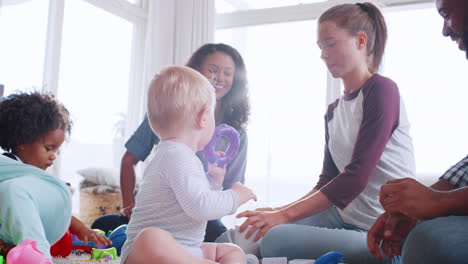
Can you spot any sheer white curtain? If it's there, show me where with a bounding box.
[126,0,216,137]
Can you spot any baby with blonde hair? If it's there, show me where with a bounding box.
[147,66,216,139]
[121,66,256,264]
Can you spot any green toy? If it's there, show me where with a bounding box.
[0,255,4,264]
[91,247,117,260]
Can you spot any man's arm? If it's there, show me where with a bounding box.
[436,186,468,216]
[381,155,468,219]
[380,178,468,220]
[430,178,457,191]
[369,158,468,259]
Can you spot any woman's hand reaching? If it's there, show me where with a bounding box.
[236,209,289,241]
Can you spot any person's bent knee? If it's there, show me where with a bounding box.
[260,225,289,257]
[402,216,468,264]
[402,223,441,264]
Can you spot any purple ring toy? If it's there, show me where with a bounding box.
[203,124,240,167]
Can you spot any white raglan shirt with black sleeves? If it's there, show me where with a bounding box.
[316,74,416,230]
[120,140,239,261]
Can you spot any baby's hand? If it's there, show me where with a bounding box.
[230,182,257,205]
[75,227,112,247]
[207,152,226,185]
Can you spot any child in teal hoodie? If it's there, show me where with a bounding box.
[0,92,72,259]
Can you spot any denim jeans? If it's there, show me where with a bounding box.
[260,207,395,264]
[401,215,468,264]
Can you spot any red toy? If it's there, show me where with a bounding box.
[50,230,72,258]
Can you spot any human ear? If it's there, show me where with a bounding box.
[357,31,368,50]
[195,105,210,129]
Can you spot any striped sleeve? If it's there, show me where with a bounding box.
[162,152,239,221]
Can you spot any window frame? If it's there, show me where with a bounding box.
[216,0,434,103]
[37,0,148,176]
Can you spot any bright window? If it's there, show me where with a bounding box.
[216,4,468,218]
[383,6,468,177]
[57,0,133,200]
[217,20,327,208]
[216,0,327,13]
[0,1,49,95]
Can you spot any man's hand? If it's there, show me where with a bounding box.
[367,212,417,260]
[380,178,446,220]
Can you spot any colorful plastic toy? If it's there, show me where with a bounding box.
[71,229,107,253]
[107,224,127,256]
[203,124,240,167]
[314,251,343,264]
[6,239,52,264]
[92,247,117,260]
[0,255,4,264]
[50,230,72,257]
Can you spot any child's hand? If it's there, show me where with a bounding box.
[0,239,15,256]
[75,227,112,247]
[230,182,257,205]
[207,152,226,185]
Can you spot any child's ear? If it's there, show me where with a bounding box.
[195,105,210,129]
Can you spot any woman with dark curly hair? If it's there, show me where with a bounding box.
[116,43,250,242]
[185,43,249,131]
[0,91,73,260]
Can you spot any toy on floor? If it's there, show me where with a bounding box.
[91,214,129,234]
[288,259,315,264]
[92,247,117,260]
[6,239,52,264]
[314,251,343,264]
[50,230,72,257]
[107,224,127,256]
[262,251,344,264]
[203,124,240,167]
[71,229,107,253]
[0,255,4,264]
[261,257,288,264]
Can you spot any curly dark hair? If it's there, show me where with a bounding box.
[0,91,72,152]
[186,43,250,131]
